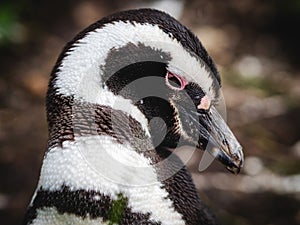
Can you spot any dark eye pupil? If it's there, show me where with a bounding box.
[166,72,187,90]
[168,76,181,88]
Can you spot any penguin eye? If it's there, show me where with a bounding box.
[166,71,187,90]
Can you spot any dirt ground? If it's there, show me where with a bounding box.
[0,1,300,225]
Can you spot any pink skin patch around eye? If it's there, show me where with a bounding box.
[166,71,188,90]
[197,95,211,110]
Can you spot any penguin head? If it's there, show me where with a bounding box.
[48,8,243,174]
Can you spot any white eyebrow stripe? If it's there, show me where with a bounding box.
[55,21,217,102]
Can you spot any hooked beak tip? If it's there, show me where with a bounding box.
[226,148,244,174]
[207,143,244,174]
[226,166,240,174]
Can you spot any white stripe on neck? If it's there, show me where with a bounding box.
[36,136,184,225]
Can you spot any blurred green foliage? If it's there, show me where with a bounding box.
[0,3,20,45]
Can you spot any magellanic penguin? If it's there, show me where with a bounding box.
[23,8,244,225]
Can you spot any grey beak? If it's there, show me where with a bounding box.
[200,106,244,174]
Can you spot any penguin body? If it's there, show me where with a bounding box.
[23,9,243,225]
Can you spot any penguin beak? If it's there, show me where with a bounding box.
[197,106,244,174]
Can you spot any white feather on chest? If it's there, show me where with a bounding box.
[34,136,184,225]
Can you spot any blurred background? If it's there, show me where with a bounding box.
[0,0,300,224]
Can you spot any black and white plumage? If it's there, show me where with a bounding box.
[23,9,244,225]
